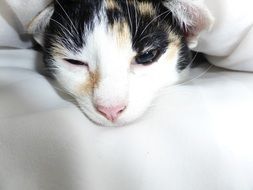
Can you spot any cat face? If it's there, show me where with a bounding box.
[29,0,213,126]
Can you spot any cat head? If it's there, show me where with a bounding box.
[29,0,213,126]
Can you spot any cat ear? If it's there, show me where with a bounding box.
[28,3,54,46]
[163,0,214,49]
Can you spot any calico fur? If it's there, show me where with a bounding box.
[29,0,213,126]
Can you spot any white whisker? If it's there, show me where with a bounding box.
[139,10,171,38]
[50,18,74,38]
[125,0,133,33]
[133,9,171,46]
[55,0,79,35]
[133,0,139,38]
[163,64,214,92]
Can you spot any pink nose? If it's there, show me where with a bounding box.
[96,104,126,122]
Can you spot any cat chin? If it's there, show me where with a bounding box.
[79,103,147,127]
[81,111,139,127]
[29,0,213,127]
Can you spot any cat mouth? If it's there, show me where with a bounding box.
[83,107,146,127]
[79,105,128,127]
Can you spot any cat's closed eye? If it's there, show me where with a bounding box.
[29,0,213,127]
[63,59,89,67]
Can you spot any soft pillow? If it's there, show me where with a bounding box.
[195,0,253,72]
[0,0,50,48]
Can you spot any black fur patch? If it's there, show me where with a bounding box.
[44,0,102,73]
[43,0,191,75]
[46,0,102,51]
[105,0,190,70]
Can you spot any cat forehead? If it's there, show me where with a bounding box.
[52,0,169,30]
[54,0,160,14]
[49,0,180,54]
[105,0,157,16]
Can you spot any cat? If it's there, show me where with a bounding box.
[28,0,213,127]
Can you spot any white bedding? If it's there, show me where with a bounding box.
[1,0,253,71]
[1,50,253,190]
[1,0,253,189]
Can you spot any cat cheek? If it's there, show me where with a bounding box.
[77,70,100,96]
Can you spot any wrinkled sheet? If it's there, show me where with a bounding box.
[1,0,253,71]
[1,50,253,190]
[1,0,253,189]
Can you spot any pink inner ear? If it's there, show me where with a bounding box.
[185,12,213,45]
[182,25,190,38]
[182,23,195,41]
[164,0,214,42]
[169,1,214,43]
[184,31,190,39]
[184,10,207,39]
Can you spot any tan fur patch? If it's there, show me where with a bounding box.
[110,21,132,47]
[166,42,180,60]
[138,2,156,16]
[51,42,69,58]
[165,31,181,60]
[169,31,182,43]
[79,69,100,95]
[105,0,120,10]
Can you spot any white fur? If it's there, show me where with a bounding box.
[53,15,180,126]
[28,0,213,126]
[163,0,214,48]
[28,3,54,45]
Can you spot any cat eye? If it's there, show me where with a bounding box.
[135,49,161,65]
[64,58,88,67]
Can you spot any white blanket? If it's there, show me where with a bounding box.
[1,1,253,189]
[0,0,253,71]
[1,49,253,190]
[195,0,253,71]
